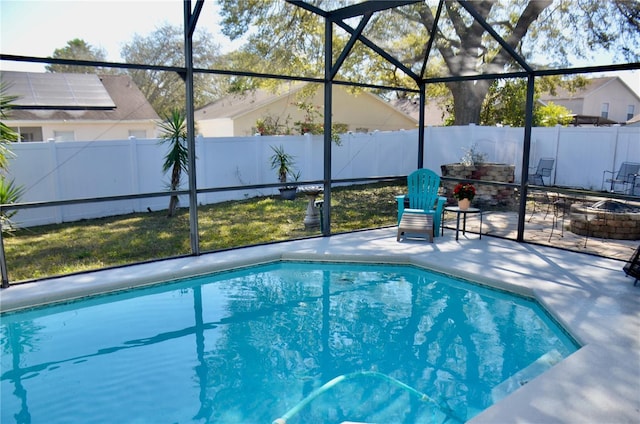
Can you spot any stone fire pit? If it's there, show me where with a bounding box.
[570,200,640,240]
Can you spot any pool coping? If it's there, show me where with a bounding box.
[1,228,638,423]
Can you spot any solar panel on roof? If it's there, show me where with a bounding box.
[0,71,116,109]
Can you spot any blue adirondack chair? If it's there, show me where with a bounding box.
[396,169,446,237]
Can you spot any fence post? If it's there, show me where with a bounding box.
[48,140,64,224]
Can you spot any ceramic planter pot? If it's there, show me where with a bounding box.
[458,198,471,210]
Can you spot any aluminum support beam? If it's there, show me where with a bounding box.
[0,229,8,288]
[322,17,333,236]
[184,0,200,255]
[418,85,426,169]
[517,74,536,241]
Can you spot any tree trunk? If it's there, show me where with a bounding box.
[167,162,182,217]
[447,79,490,125]
[167,195,179,217]
[432,1,552,126]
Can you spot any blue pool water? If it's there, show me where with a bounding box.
[1,261,578,423]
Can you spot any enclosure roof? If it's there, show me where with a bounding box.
[285,0,638,85]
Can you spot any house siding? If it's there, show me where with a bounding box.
[9,120,157,142]
[541,77,640,124]
[582,80,640,123]
[196,85,417,137]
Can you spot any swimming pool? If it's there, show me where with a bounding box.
[1,261,578,423]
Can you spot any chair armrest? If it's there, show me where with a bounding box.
[623,172,638,183]
[435,196,446,212]
[396,195,406,224]
[432,196,447,237]
[602,170,615,190]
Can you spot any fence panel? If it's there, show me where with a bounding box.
[555,127,617,190]
[6,126,639,227]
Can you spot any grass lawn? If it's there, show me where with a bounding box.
[4,181,406,283]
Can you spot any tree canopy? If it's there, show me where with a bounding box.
[48,24,224,117]
[479,76,583,127]
[0,81,19,172]
[218,0,639,125]
[45,38,111,74]
[42,2,638,125]
[120,24,222,117]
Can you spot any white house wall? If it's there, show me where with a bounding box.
[10,120,158,142]
[196,118,235,138]
[6,126,639,227]
[583,80,640,123]
[328,87,417,133]
[551,98,584,115]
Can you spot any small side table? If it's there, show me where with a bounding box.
[442,206,482,240]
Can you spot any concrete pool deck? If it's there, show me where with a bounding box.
[1,228,638,423]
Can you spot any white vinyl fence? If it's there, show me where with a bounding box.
[6,125,639,227]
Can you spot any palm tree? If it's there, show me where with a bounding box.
[0,177,25,231]
[158,109,189,217]
[0,81,20,172]
[269,144,295,185]
[0,82,24,232]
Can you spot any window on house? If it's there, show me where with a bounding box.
[53,131,75,141]
[600,103,609,119]
[628,105,635,121]
[128,130,146,139]
[17,126,44,142]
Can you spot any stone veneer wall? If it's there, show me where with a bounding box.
[441,163,516,207]
[570,204,640,240]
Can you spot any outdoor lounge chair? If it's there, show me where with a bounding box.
[530,157,555,186]
[601,162,640,194]
[396,168,446,237]
[526,158,555,220]
[623,245,640,286]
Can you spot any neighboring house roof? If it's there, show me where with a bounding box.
[539,76,640,103]
[1,71,159,121]
[390,97,448,126]
[195,85,304,120]
[568,114,620,126]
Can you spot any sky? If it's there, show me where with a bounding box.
[1,0,638,96]
[0,0,240,70]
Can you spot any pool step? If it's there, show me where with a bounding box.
[491,349,563,403]
[272,371,438,424]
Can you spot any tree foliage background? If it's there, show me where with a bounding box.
[218,0,639,125]
[120,24,223,117]
[45,38,112,74]
[43,1,638,125]
[46,25,223,117]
